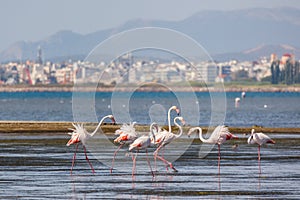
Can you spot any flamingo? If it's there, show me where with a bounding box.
[129,122,158,177]
[66,114,115,175]
[152,105,180,145]
[153,116,185,172]
[247,129,275,172]
[110,122,138,173]
[187,125,238,172]
[151,106,179,170]
[167,106,180,132]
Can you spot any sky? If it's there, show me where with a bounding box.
[1,0,300,52]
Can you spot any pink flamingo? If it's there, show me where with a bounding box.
[153,116,185,172]
[129,122,158,177]
[110,122,138,173]
[187,125,238,172]
[151,106,180,170]
[152,105,180,144]
[66,115,115,175]
[247,128,275,173]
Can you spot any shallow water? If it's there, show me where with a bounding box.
[0,91,300,127]
[0,132,299,199]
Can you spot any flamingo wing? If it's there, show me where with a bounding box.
[254,132,275,145]
[129,136,149,151]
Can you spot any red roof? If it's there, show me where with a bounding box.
[283,53,292,57]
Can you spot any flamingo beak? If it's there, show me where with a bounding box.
[181,119,186,126]
[111,117,116,125]
[176,108,180,116]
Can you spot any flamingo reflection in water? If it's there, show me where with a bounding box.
[66,115,115,175]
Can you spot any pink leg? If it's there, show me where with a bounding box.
[146,149,154,177]
[132,150,138,178]
[83,145,95,174]
[258,145,261,174]
[154,153,157,172]
[154,154,177,172]
[70,143,79,175]
[154,145,169,171]
[162,147,169,171]
[110,143,124,174]
[258,145,261,161]
[218,144,221,175]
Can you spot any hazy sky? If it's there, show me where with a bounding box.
[1,0,300,51]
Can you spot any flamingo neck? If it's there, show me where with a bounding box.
[90,115,111,136]
[167,107,172,132]
[149,123,156,142]
[174,118,183,138]
[198,128,210,143]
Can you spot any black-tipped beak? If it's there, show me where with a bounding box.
[176,108,180,116]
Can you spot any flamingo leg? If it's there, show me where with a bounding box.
[83,145,95,174]
[146,149,154,177]
[218,144,221,174]
[154,154,177,172]
[154,145,170,172]
[162,147,169,171]
[70,143,79,175]
[132,150,138,178]
[258,145,261,161]
[110,143,124,174]
[154,152,157,172]
[258,145,261,174]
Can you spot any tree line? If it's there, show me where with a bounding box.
[271,59,300,85]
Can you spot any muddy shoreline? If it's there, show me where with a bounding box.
[0,85,300,92]
[0,121,299,134]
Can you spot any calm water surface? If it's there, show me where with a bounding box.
[0,132,299,199]
[0,91,299,127]
[0,91,299,199]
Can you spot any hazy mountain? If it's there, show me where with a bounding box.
[1,7,300,62]
[214,44,300,61]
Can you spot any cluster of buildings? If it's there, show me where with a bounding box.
[0,50,297,86]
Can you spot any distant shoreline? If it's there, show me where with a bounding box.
[0,121,299,133]
[0,85,300,92]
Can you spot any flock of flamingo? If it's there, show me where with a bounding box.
[66,106,275,177]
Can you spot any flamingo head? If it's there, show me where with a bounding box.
[66,123,87,146]
[187,127,199,137]
[171,106,180,115]
[177,116,186,126]
[251,128,255,135]
[108,115,116,125]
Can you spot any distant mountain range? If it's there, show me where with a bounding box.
[1,7,300,63]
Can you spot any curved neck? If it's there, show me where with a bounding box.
[198,127,209,143]
[167,107,173,132]
[90,115,111,136]
[174,117,183,138]
[149,123,156,141]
